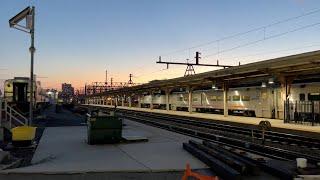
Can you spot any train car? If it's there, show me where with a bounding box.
[140,94,166,109]
[144,82,320,120]
[3,77,45,113]
[88,82,319,121]
[171,88,259,116]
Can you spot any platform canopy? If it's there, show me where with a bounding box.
[89,50,320,96]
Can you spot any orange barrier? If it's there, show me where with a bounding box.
[182,163,218,180]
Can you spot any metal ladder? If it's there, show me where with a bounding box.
[0,98,28,129]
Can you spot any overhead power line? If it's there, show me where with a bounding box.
[221,43,320,61]
[203,22,320,59]
[160,8,320,57]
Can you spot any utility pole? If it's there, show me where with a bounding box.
[128,74,133,85]
[29,6,35,125]
[105,70,108,85]
[105,70,108,91]
[195,51,200,64]
[9,6,36,126]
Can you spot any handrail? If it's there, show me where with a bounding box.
[0,98,28,128]
[7,105,28,123]
[7,106,27,126]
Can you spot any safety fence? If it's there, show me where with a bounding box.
[284,100,320,126]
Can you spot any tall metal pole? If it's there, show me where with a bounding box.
[29,6,35,126]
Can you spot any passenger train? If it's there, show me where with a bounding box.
[139,82,320,119]
[3,77,46,113]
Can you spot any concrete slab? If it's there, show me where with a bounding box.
[1,120,207,174]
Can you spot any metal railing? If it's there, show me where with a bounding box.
[0,97,28,129]
[284,100,320,126]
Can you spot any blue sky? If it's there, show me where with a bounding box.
[1,0,320,90]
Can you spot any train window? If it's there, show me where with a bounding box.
[193,98,198,102]
[216,96,223,101]
[232,95,240,101]
[177,97,183,101]
[308,93,320,101]
[241,95,250,101]
[299,93,305,101]
[261,92,267,99]
[210,96,217,101]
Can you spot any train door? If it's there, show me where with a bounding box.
[13,82,28,103]
[259,88,272,118]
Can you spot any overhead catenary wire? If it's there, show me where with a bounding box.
[203,22,320,59]
[129,8,320,84]
[160,8,320,57]
[221,43,320,61]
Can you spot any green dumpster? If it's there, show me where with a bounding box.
[87,113,122,145]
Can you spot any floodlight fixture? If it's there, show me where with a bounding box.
[9,7,34,33]
[9,7,31,27]
[9,6,36,126]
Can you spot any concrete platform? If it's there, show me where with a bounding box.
[89,104,320,135]
[1,120,208,175]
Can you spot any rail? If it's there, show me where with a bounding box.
[83,105,320,163]
[121,111,320,164]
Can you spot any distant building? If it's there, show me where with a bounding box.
[45,89,58,104]
[60,83,74,103]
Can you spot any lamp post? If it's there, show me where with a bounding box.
[9,6,36,126]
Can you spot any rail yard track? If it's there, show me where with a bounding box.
[85,106,320,163]
[78,105,320,179]
[118,109,320,147]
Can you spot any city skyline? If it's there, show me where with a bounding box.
[1,0,320,91]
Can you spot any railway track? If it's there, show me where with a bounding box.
[81,105,320,163]
[79,105,320,179]
[116,109,320,149]
[86,107,319,164]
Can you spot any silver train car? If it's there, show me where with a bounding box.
[3,77,46,112]
[139,82,320,119]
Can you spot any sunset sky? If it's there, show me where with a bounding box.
[1,0,320,91]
